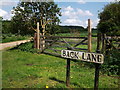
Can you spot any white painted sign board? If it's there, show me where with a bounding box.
[61,50,104,64]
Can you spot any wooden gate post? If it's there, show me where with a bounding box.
[88,19,92,52]
[96,32,101,51]
[102,34,106,54]
[43,26,45,49]
[37,22,40,49]
[34,33,37,48]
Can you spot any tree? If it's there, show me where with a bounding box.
[97,1,120,36]
[2,20,12,34]
[11,0,61,35]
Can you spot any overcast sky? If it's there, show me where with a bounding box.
[0,0,117,28]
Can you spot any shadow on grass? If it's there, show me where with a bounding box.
[8,41,40,53]
[49,77,65,84]
[49,77,82,88]
[8,43,26,51]
[44,51,80,63]
[9,41,34,50]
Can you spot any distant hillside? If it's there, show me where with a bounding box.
[57,25,97,33]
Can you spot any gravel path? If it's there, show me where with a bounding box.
[0,39,31,50]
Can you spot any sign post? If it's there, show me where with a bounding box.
[66,58,70,87]
[94,50,101,90]
[94,63,100,90]
[61,50,104,88]
[66,48,71,87]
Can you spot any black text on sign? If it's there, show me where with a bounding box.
[61,50,104,64]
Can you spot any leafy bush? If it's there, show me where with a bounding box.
[76,49,120,75]
[12,41,39,53]
[101,49,120,75]
[97,2,120,36]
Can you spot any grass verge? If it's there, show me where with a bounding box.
[2,50,118,88]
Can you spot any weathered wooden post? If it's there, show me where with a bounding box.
[102,34,106,54]
[42,25,45,49]
[37,22,40,49]
[94,63,100,90]
[66,47,71,87]
[88,19,92,52]
[94,50,101,90]
[34,33,37,48]
[66,58,70,87]
[94,33,101,90]
[96,32,101,51]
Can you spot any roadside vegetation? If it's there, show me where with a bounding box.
[1,34,31,43]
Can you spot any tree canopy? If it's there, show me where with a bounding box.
[97,1,120,36]
[11,0,61,35]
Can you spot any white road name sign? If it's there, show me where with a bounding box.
[61,50,104,64]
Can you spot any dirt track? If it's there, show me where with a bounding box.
[0,39,31,50]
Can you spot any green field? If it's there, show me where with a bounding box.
[55,30,97,37]
[2,50,118,88]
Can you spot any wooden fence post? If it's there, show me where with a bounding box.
[96,32,102,52]
[102,34,106,54]
[43,26,45,49]
[34,33,37,48]
[37,22,40,49]
[88,19,92,52]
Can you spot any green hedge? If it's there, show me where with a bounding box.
[101,49,120,75]
[11,41,39,53]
